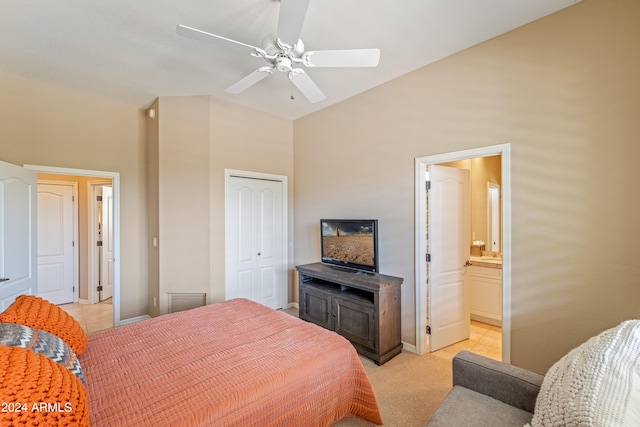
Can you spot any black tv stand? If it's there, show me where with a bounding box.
[296,262,403,365]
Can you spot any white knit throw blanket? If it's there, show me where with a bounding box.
[527,320,640,427]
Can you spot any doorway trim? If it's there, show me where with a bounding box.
[414,143,511,362]
[224,169,289,310]
[87,180,113,305]
[24,165,121,327]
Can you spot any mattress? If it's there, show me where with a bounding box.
[79,298,382,426]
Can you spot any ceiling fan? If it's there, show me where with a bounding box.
[176,0,380,103]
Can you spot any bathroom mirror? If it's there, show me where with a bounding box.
[487,182,500,252]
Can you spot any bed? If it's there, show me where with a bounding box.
[0,296,382,427]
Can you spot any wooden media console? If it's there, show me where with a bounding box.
[296,262,403,365]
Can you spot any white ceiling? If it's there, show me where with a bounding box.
[0,0,580,120]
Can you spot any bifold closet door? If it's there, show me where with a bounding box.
[226,175,284,310]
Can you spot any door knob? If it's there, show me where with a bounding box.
[257,252,261,256]
[0,278,10,282]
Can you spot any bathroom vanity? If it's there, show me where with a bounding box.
[468,257,502,326]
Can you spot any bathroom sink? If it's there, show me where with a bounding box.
[470,255,502,264]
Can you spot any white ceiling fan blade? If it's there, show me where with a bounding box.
[176,25,263,55]
[226,66,274,94]
[302,49,380,67]
[276,0,311,47]
[289,69,325,103]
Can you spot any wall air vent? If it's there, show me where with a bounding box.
[168,293,206,314]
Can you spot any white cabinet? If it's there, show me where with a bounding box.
[469,265,502,326]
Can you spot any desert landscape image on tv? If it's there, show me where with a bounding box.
[322,222,375,267]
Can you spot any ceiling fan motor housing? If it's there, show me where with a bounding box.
[275,56,292,72]
[262,34,305,70]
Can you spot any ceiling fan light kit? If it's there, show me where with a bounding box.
[177,0,380,103]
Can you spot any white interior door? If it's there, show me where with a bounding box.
[37,183,76,305]
[226,175,284,310]
[0,160,37,310]
[100,185,113,301]
[428,164,471,352]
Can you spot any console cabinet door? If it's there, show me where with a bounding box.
[300,285,333,330]
[333,297,375,352]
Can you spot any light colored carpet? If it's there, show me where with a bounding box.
[335,350,452,427]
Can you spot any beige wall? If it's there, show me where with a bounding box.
[146,99,160,317]
[147,96,294,311]
[294,0,640,372]
[0,74,148,320]
[1,74,294,320]
[208,98,295,303]
[157,96,211,312]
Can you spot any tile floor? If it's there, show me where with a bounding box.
[58,299,113,334]
[431,320,502,362]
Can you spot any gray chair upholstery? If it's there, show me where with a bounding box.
[425,351,544,427]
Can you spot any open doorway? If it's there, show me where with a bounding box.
[414,144,511,363]
[35,173,114,333]
[26,164,121,330]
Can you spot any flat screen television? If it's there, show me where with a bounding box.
[320,219,379,273]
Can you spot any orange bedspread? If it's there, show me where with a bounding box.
[79,298,382,426]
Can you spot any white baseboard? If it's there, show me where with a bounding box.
[401,341,417,354]
[119,315,151,326]
[470,313,502,327]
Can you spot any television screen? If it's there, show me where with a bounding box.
[320,219,378,273]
